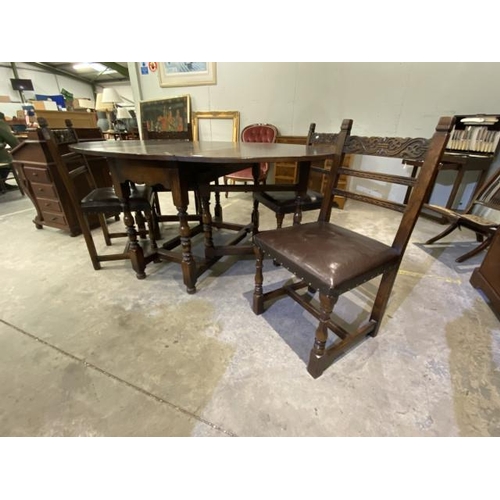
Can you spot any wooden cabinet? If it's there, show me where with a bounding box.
[34,110,97,129]
[11,128,111,236]
[470,229,500,315]
[275,135,352,209]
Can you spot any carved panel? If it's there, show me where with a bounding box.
[345,136,430,160]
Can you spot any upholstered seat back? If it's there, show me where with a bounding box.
[242,124,278,144]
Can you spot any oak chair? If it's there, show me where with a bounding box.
[424,168,500,262]
[254,123,336,228]
[142,123,200,225]
[39,122,158,279]
[252,117,454,378]
[224,123,279,197]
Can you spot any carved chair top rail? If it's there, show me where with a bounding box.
[344,136,430,161]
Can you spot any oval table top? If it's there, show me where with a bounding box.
[70,140,337,164]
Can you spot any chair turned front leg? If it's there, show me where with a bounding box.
[253,245,265,314]
[144,208,160,263]
[178,206,197,294]
[124,210,146,280]
[135,211,147,239]
[293,196,303,226]
[200,188,215,258]
[252,197,260,234]
[213,179,223,223]
[307,293,336,378]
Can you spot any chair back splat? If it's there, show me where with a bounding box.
[252,116,454,378]
[143,123,203,227]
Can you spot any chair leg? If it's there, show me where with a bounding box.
[307,293,337,379]
[425,222,459,244]
[98,213,113,246]
[455,236,492,263]
[369,266,399,337]
[276,213,285,229]
[135,211,147,239]
[153,191,162,217]
[144,207,160,263]
[213,179,223,223]
[253,245,265,314]
[224,176,229,198]
[81,214,102,270]
[10,165,24,196]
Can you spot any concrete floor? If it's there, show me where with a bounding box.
[1,185,499,437]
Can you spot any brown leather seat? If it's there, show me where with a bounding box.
[252,117,454,378]
[256,222,400,293]
[81,185,152,212]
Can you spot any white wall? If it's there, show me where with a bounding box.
[0,62,96,117]
[134,62,500,137]
[133,61,500,204]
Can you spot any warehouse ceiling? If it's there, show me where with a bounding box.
[24,62,130,86]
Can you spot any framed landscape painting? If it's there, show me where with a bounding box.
[159,62,217,88]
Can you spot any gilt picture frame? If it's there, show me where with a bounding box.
[192,111,240,142]
[159,63,217,88]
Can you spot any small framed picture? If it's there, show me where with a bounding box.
[159,63,217,88]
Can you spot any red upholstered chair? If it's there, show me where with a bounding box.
[224,123,278,197]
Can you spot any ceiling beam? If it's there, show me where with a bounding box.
[26,62,96,86]
[99,63,129,78]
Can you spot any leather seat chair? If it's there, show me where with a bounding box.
[254,123,336,228]
[252,116,454,378]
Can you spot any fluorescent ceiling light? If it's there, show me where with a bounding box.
[73,63,117,74]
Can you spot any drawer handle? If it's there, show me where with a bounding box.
[50,217,58,221]
[32,173,38,177]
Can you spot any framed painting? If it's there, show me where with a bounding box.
[139,95,191,139]
[159,62,217,88]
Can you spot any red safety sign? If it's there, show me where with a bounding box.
[148,62,158,72]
